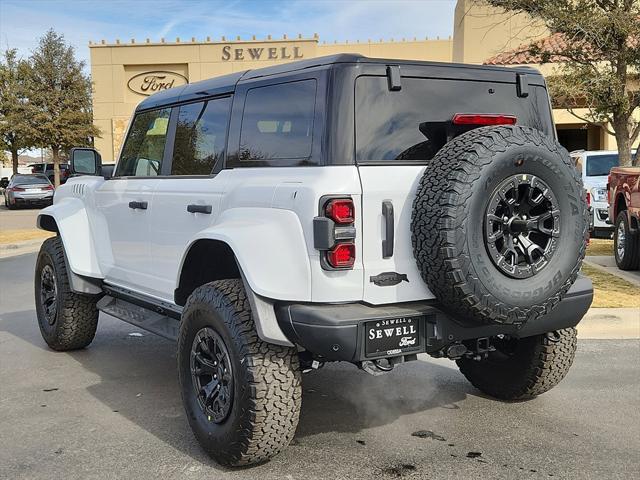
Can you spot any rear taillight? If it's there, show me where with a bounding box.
[314,197,356,270]
[327,243,356,269]
[10,186,25,192]
[607,174,611,203]
[452,113,517,126]
[44,185,54,190]
[586,191,591,207]
[325,199,355,224]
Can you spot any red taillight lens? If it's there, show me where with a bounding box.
[586,191,591,207]
[452,114,517,126]
[325,199,354,224]
[44,185,54,190]
[327,243,355,268]
[10,186,25,191]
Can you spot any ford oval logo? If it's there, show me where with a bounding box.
[127,71,188,96]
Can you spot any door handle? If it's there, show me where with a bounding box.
[128,201,148,210]
[382,201,394,258]
[187,204,212,214]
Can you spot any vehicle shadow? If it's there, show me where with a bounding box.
[1,309,473,466]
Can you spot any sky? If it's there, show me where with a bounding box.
[0,0,457,66]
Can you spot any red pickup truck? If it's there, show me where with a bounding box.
[608,166,640,270]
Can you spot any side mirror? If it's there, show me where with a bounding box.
[70,147,102,176]
[0,177,8,189]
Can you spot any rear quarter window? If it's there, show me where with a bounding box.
[355,76,554,163]
[237,79,317,166]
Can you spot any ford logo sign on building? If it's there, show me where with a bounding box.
[127,71,188,96]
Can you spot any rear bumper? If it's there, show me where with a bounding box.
[275,275,593,362]
[9,192,53,204]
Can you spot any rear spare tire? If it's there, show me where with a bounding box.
[411,125,588,325]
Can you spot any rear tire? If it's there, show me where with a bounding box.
[457,328,577,400]
[35,237,99,350]
[614,212,640,270]
[177,279,301,467]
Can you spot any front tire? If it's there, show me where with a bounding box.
[614,211,640,270]
[177,279,301,467]
[35,237,99,350]
[457,328,577,400]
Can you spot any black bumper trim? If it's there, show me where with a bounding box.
[276,275,593,362]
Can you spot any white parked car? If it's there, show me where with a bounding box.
[33,55,591,467]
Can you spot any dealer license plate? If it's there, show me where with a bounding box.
[26,188,41,193]
[364,316,423,357]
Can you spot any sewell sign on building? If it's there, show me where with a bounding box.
[127,71,188,96]
[221,45,304,61]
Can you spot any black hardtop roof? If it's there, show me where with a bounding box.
[136,54,543,111]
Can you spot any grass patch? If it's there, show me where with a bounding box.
[586,238,613,256]
[0,229,53,245]
[581,263,640,308]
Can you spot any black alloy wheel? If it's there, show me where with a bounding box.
[190,327,234,424]
[39,264,58,325]
[485,174,560,279]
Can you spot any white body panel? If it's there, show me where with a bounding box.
[149,176,227,299]
[43,167,374,304]
[357,166,436,304]
[93,178,160,294]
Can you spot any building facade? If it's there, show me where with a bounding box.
[89,0,628,162]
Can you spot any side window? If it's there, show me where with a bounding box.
[116,108,171,177]
[171,97,231,175]
[239,79,317,165]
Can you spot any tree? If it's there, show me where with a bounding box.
[27,29,99,186]
[0,49,35,174]
[480,0,640,166]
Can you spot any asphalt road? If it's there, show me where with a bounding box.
[1,253,639,480]
[0,204,42,230]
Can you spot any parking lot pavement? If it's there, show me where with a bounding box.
[0,204,42,230]
[1,252,639,480]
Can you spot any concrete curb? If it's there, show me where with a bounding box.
[0,238,46,259]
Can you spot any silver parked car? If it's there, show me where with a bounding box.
[3,174,54,209]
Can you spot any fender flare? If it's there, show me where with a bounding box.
[37,198,103,282]
[180,207,312,302]
[177,208,312,347]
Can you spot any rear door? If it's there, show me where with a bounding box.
[148,96,232,300]
[355,74,555,304]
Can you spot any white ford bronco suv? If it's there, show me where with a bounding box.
[34,55,592,466]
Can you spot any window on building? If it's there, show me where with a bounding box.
[239,79,317,165]
[116,108,171,176]
[171,97,231,175]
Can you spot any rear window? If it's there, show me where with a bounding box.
[13,175,50,185]
[586,154,618,176]
[355,76,554,163]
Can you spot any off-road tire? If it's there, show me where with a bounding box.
[411,125,588,325]
[614,211,640,270]
[35,236,99,350]
[177,279,302,467]
[457,328,577,400]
